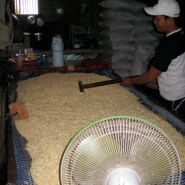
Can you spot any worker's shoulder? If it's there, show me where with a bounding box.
[171,29,185,45]
[179,29,185,37]
[177,29,185,38]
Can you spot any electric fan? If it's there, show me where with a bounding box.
[60,116,181,185]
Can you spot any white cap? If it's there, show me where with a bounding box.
[144,0,180,17]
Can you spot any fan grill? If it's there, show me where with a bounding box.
[60,116,181,185]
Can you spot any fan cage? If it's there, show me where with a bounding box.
[60,116,181,185]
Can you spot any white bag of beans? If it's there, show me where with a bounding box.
[99,8,136,21]
[151,30,165,40]
[150,40,160,47]
[100,30,134,42]
[134,32,158,42]
[113,68,130,77]
[99,0,145,11]
[132,42,155,51]
[99,39,135,52]
[132,9,153,22]
[99,47,134,63]
[98,19,134,31]
[112,60,132,71]
[129,47,155,76]
[131,22,154,35]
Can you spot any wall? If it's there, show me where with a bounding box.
[11,0,185,50]
[13,0,99,49]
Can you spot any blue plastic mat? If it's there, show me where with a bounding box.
[11,119,35,185]
[129,87,185,136]
[11,71,185,185]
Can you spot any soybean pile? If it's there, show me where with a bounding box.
[15,73,185,185]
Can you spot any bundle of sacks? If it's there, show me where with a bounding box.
[98,0,164,77]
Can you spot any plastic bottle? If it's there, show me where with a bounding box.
[51,35,64,67]
[18,50,23,68]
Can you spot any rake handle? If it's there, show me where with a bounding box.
[79,75,139,92]
[79,78,122,92]
[87,78,121,87]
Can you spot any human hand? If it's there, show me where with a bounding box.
[120,78,133,87]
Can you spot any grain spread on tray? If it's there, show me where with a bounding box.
[15,73,185,185]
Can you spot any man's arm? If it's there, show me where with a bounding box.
[120,66,162,87]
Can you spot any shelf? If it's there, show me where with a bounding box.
[34,49,98,55]
[69,28,94,47]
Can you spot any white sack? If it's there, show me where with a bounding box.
[113,68,130,77]
[151,40,160,47]
[99,48,134,63]
[100,30,134,42]
[132,42,155,51]
[129,47,155,76]
[133,9,153,22]
[102,56,133,65]
[112,60,132,71]
[98,19,134,31]
[99,8,136,21]
[134,32,158,42]
[99,39,136,52]
[151,30,165,40]
[99,0,145,11]
[131,22,154,35]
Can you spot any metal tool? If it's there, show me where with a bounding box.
[78,75,139,92]
[78,78,121,92]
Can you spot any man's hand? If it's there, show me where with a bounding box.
[120,78,133,87]
[120,66,162,87]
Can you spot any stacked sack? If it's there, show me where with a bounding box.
[98,0,164,77]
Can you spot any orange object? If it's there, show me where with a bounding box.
[8,102,29,121]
